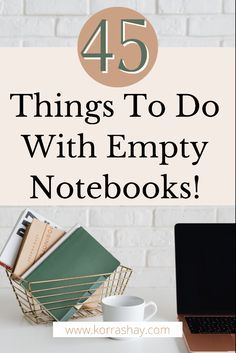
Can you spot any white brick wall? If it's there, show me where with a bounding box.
[90,0,136,14]
[189,15,235,36]
[158,0,222,14]
[0,0,23,15]
[0,206,234,288]
[0,0,234,47]
[56,16,89,36]
[0,17,55,36]
[147,15,187,35]
[137,0,156,14]
[25,0,89,15]
[224,0,235,13]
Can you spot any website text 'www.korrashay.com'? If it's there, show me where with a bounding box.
[53,322,183,338]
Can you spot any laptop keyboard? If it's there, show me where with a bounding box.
[186,316,236,334]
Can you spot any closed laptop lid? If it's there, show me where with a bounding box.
[175,223,236,315]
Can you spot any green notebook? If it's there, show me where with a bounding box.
[21,225,120,321]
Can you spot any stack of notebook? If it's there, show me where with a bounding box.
[0,209,120,321]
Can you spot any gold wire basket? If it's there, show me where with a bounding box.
[7,265,132,324]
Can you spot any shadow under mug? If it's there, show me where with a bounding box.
[102,295,158,322]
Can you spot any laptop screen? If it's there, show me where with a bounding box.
[175,223,236,315]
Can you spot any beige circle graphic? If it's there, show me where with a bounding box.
[78,7,158,87]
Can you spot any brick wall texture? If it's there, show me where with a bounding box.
[0,0,235,47]
[0,206,235,288]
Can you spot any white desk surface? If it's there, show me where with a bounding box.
[0,286,188,353]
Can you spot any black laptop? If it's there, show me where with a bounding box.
[175,223,236,352]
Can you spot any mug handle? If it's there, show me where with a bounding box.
[144,301,158,321]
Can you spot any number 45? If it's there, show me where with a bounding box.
[81,19,149,74]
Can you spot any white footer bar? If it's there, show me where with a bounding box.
[53,321,183,338]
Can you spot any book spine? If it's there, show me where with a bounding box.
[0,208,61,270]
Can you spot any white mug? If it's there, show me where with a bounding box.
[102,295,158,322]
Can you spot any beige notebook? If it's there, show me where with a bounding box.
[12,219,65,278]
[74,286,103,312]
